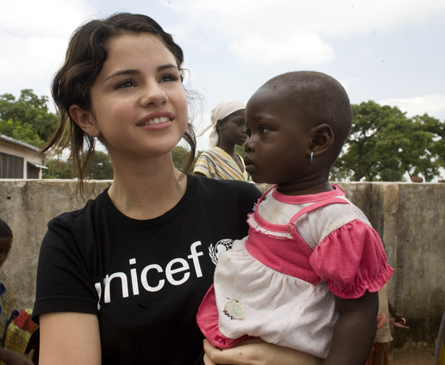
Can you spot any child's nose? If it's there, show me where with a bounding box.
[244,138,253,152]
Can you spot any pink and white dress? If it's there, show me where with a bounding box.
[197,185,393,359]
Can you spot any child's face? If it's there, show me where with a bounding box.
[76,33,189,160]
[244,88,312,186]
[218,109,247,146]
[0,237,12,268]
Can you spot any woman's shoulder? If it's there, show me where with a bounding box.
[47,189,109,231]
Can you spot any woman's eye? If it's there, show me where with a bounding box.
[160,74,179,82]
[115,79,135,89]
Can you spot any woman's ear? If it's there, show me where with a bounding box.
[309,123,334,157]
[216,120,225,132]
[69,105,101,137]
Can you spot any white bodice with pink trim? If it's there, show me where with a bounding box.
[211,185,393,358]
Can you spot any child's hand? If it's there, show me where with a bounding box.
[203,338,323,365]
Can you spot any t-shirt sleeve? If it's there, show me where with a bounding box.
[32,217,98,323]
[193,152,214,178]
[309,219,393,299]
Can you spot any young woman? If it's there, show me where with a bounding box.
[194,99,249,181]
[33,13,318,365]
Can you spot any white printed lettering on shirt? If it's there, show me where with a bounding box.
[95,241,204,308]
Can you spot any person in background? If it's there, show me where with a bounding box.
[0,219,34,365]
[367,282,407,365]
[194,99,249,181]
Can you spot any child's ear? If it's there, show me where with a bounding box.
[69,105,101,137]
[309,124,334,157]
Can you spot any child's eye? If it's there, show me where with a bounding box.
[160,74,179,83]
[246,129,252,138]
[259,126,270,134]
[115,79,136,89]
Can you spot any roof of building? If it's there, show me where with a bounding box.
[0,134,40,153]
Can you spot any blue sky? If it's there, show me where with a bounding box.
[0,0,444,151]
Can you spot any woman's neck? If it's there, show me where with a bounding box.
[108,153,187,220]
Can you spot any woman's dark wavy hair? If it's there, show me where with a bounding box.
[42,13,196,197]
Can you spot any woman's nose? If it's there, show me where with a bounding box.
[141,82,168,107]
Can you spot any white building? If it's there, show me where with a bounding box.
[0,134,46,179]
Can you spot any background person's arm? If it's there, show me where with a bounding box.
[0,346,34,365]
[39,312,101,365]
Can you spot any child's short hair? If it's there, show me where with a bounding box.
[262,71,352,159]
[0,219,13,238]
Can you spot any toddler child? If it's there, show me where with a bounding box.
[197,71,393,365]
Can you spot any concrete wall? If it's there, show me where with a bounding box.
[0,180,444,348]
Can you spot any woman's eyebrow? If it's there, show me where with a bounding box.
[157,64,178,72]
[105,69,140,81]
[104,64,178,82]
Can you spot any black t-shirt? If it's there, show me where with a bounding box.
[33,175,261,365]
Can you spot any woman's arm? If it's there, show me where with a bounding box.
[203,338,323,365]
[39,312,101,365]
[324,290,378,365]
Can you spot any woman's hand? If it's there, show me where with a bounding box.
[203,338,323,365]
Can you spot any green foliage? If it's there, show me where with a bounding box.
[172,146,200,173]
[0,119,44,148]
[331,101,444,182]
[235,144,245,157]
[89,151,114,180]
[43,158,74,179]
[43,151,113,180]
[0,89,57,147]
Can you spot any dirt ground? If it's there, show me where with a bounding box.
[391,346,436,365]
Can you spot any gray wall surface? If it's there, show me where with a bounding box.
[0,179,444,348]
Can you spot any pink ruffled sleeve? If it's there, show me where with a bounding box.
[309,219,393,299]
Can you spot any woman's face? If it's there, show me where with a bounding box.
[218,109,247,146]
[75,33,188,162]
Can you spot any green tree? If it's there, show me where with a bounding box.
[0,89,57,147]
[43,158,74,179]
[172,146,201,173]
[331,101,442,182]
[413,114,445,170]
[88,151,114,180]
[44,151,114,180]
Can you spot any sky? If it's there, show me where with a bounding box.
[0,0,444,152]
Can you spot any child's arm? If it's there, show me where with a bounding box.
[324,290,378,365]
